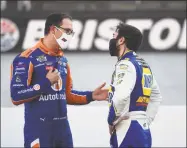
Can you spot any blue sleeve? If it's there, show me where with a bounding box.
[108,101,117,125]
[108,85,117,125]
[10,55,51,105]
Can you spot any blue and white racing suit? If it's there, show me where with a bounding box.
[108,50,162,148]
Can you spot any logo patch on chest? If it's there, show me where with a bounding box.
[34,63,45,68]
[36,55,47,62]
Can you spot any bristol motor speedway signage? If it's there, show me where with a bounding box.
[1,11,186,52]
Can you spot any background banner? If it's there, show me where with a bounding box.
[1,1,186,52]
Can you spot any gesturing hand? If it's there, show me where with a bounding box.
[92,82,108,101]
[46,68,60,85]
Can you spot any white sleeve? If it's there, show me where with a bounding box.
[146,75,162,125]
[112,60,136,116]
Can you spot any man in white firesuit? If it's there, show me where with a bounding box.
[107,22,162,148]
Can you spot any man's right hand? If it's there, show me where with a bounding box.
[109,125,115,135]
[46,68,60,85]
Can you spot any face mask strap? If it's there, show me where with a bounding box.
[53,26,59,40]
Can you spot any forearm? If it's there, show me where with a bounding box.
[108,101,117,125]
[146,100,161,124]
[66,90,93,105]
[108,93,129,125]
[11,85,40,105]
[146,92,162,123]
[11,78,51,105]
[72,90,93,102]
[146,76,162,124]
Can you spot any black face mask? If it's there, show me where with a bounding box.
[109,38,118,56]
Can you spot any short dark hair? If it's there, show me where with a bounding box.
[116,22,143,52]
[44,13,72,35]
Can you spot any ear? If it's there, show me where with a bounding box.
[50,26,56,34]
[119,37,125,44]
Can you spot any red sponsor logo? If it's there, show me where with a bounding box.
[33,84,40,91]
[45,66,54,70]
[136,103,148,107]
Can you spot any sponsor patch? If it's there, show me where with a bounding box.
[117,73,125,79]
[136,97,150,103]
[45,61,53,66]
[13,84,24,87]
[18,62,24,65]
[17,88,33,94]
[63,62,67,67]
[58,60,63,65]
[16,76,21,82]
[116,79,123,85]
[39,93,66,101]
[36,55,47,62]
[14,71,25,75]
[33,84,40,91]
[16,62,25,67]
[15,67,25,71]
[119,64,128,70]
[34,63,45,68]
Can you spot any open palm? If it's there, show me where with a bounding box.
[92,82,108,101]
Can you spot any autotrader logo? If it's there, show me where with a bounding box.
[1,18,20,52]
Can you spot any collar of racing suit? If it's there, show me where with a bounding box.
[118,49,133,61]
[37,38,64,57]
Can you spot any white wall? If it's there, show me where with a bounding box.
[1,105,186,147]
[1,53,186,147]
[1,53,186,107]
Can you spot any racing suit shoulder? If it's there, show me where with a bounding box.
[115,59,136,89]
[62,56,68,62]
[116,59,136,74]
[20,44,40,58]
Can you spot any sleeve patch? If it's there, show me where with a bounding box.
[116,79,123,85]
[117,73,125,79]
[119,64,129,70]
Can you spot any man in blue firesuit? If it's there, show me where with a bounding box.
[10,13,108,147]
[107,22,162,147]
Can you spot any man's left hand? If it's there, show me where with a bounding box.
[92,82,108,101]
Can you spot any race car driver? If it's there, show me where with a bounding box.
[10,13,108,148]
[107,22,162,147]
